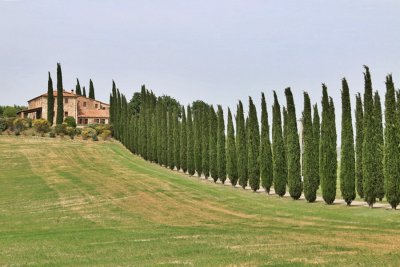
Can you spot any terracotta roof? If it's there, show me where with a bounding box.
[78,109,109,118]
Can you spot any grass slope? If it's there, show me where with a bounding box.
[1,136,400,266]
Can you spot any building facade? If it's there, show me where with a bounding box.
[18,90,110,125]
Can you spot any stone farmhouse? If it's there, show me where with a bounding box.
[18,89,110,125]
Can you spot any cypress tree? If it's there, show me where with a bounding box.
[47,72,54,125]
[226,108,238,186]
[75,78,82,95]
[362,66,377,207]
[174,110,181,171]
[340,78,356,205]
[303,92,318,202]
[156,101,162,164]
[187,106,195,176]
[260,93,273,193]
[283,106,288,157]
[312,104,320,187]
[202,105,210,178]
[272,92,287,197]
[89,79,95,99]
[209,106,218,182]
[285,88,302,199]
[161,101,168,166]
[180,107,188,173]
[56,63,64,125]
[373,91,384,201]
[82,86,87,97]
[247,97,260,191]
[236,101,248,188]
[168,109,175,169]
[217,105,226,184]
[384,74,400,209]
[355,93,364,198]
[194,107,203,176]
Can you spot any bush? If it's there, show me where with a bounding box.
[54,123,67,136]
[33,119,51,134]
[13,118,28,135]
[100,129,112,140]
[64,116,77,128]
[81,127,97,140]
[66,127,76,140]
[0,118,8,132]
[49,131,56,138]
[92,134,98,141]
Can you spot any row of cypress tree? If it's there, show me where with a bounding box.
[110,66,400,209]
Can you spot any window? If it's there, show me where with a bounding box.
[95,104,98,109]
[83,102,87,107]
[64,111,68,117]
[64,98,68,104]
[94,119,100,123]
[100,119,106,124]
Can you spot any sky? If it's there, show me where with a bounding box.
[1,0,400,126]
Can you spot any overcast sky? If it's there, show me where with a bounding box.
[1,0,400,125]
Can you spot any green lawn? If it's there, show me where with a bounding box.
[1,135,399,266]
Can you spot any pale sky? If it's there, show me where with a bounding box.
[1,0,400,125]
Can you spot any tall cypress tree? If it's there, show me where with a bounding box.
[47,72,54,125]
[180,107,188,173]
[260,93,273,193]
[384,74,400,209]
[312,104,320,188]
[373,91,384,201]
[89,79,95,99]
[209,106,218,182]
[75,78,82,95]
[247,97,260,191]
[194,107,203,176]
[227,108,238,186]
[303,92,318,202]
[340,78,356,205]
[285,88,302,199]
[272,92,287,197]
[236,101,247,188]
[355,93,364,198]
[56,63,64,125]
[174,109,181,171]
[283,106,288,158]
[82,86,87,97]
[202,105,210,178]
[167,110,175,169]
[362,66,377,207]
[187,106,195,176]
[217,105,226,183]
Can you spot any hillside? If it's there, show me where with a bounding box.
[1,136,400,266]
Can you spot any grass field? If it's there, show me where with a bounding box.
[1,135,400,266]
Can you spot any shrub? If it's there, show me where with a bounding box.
[33,119,51,134]
[49,131,56,138]
[100,129,112,140]
[66,127,76,139]
[54,123,67,136]
[92,134,99,141]
[13,118,28,135]
[81,127,96,140]
[0,118,8,132]
[64,116,77,128]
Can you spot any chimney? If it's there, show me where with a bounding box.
[71,89,74,94]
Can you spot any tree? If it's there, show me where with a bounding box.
[89,79,95,99]
[384,74,400,209]
[76,78,82,95]
[247,97,260,191]
[56,63,64,125]
[174,110,181,171]
[272,92,287,197]
[47,72,54,125]
[285,88,302,199]
[226,108,238,186]
[303,92,318,202]
[202,105,210,178]
[340,78,356,205]
[312,104,320,188]
[362,66,377,207]
[82,86,87,97]
[209,106,218,182]
[236,101,247,188]
[283,106,288,158]
[217,105,227,184]
[373,91,384,201]
[355,93,364,198]
[180,107,188,173]
[260,93,273,193]
[193,104,203,176]
[187,105,195,176]
[167,109,175,170]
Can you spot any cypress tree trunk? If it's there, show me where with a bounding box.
[247,97,260,192]
[272,92,287,197]
[355,93,364,198]
[362,66,377,207]
[89,79,95,99]
[209,106,218,182]
[174,110,181,171]
[236,101,248,188]
[260,93,273,193]
[75,78,82,96]
[47,72,54,125]
[303,92,318,202]
[56,63,64,125]
[384,75,400,209]
[202,105,210,179]
[312,104,320,188]
[180,107,188,173]
[340,78,356,205]
[285,88,302,199]
[187,106,195,176]
[217,105,227,184]
[373,92,384,201]
[167,110,175,170]
[194,108,203,176]
[227,108,238,186]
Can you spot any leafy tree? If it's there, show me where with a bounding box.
[56,63,64,125]
[217,105,227,183]
[373,91,384,201]
[89,79,95,99]
[187,105,195,175]
[180,107,188,173]
[260,93,273,193]
[236,101,247,188]
[312,104,320,187]
[209,106,218,182]
[272,92,287,197]
[226,108,238,186]
[75,78,82,95]
[384,74,400,209]
[355,93,364,198]
[247,97,260,191]
[285,88,302,199]
[340,78,356,205]
[47,72,54,125]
